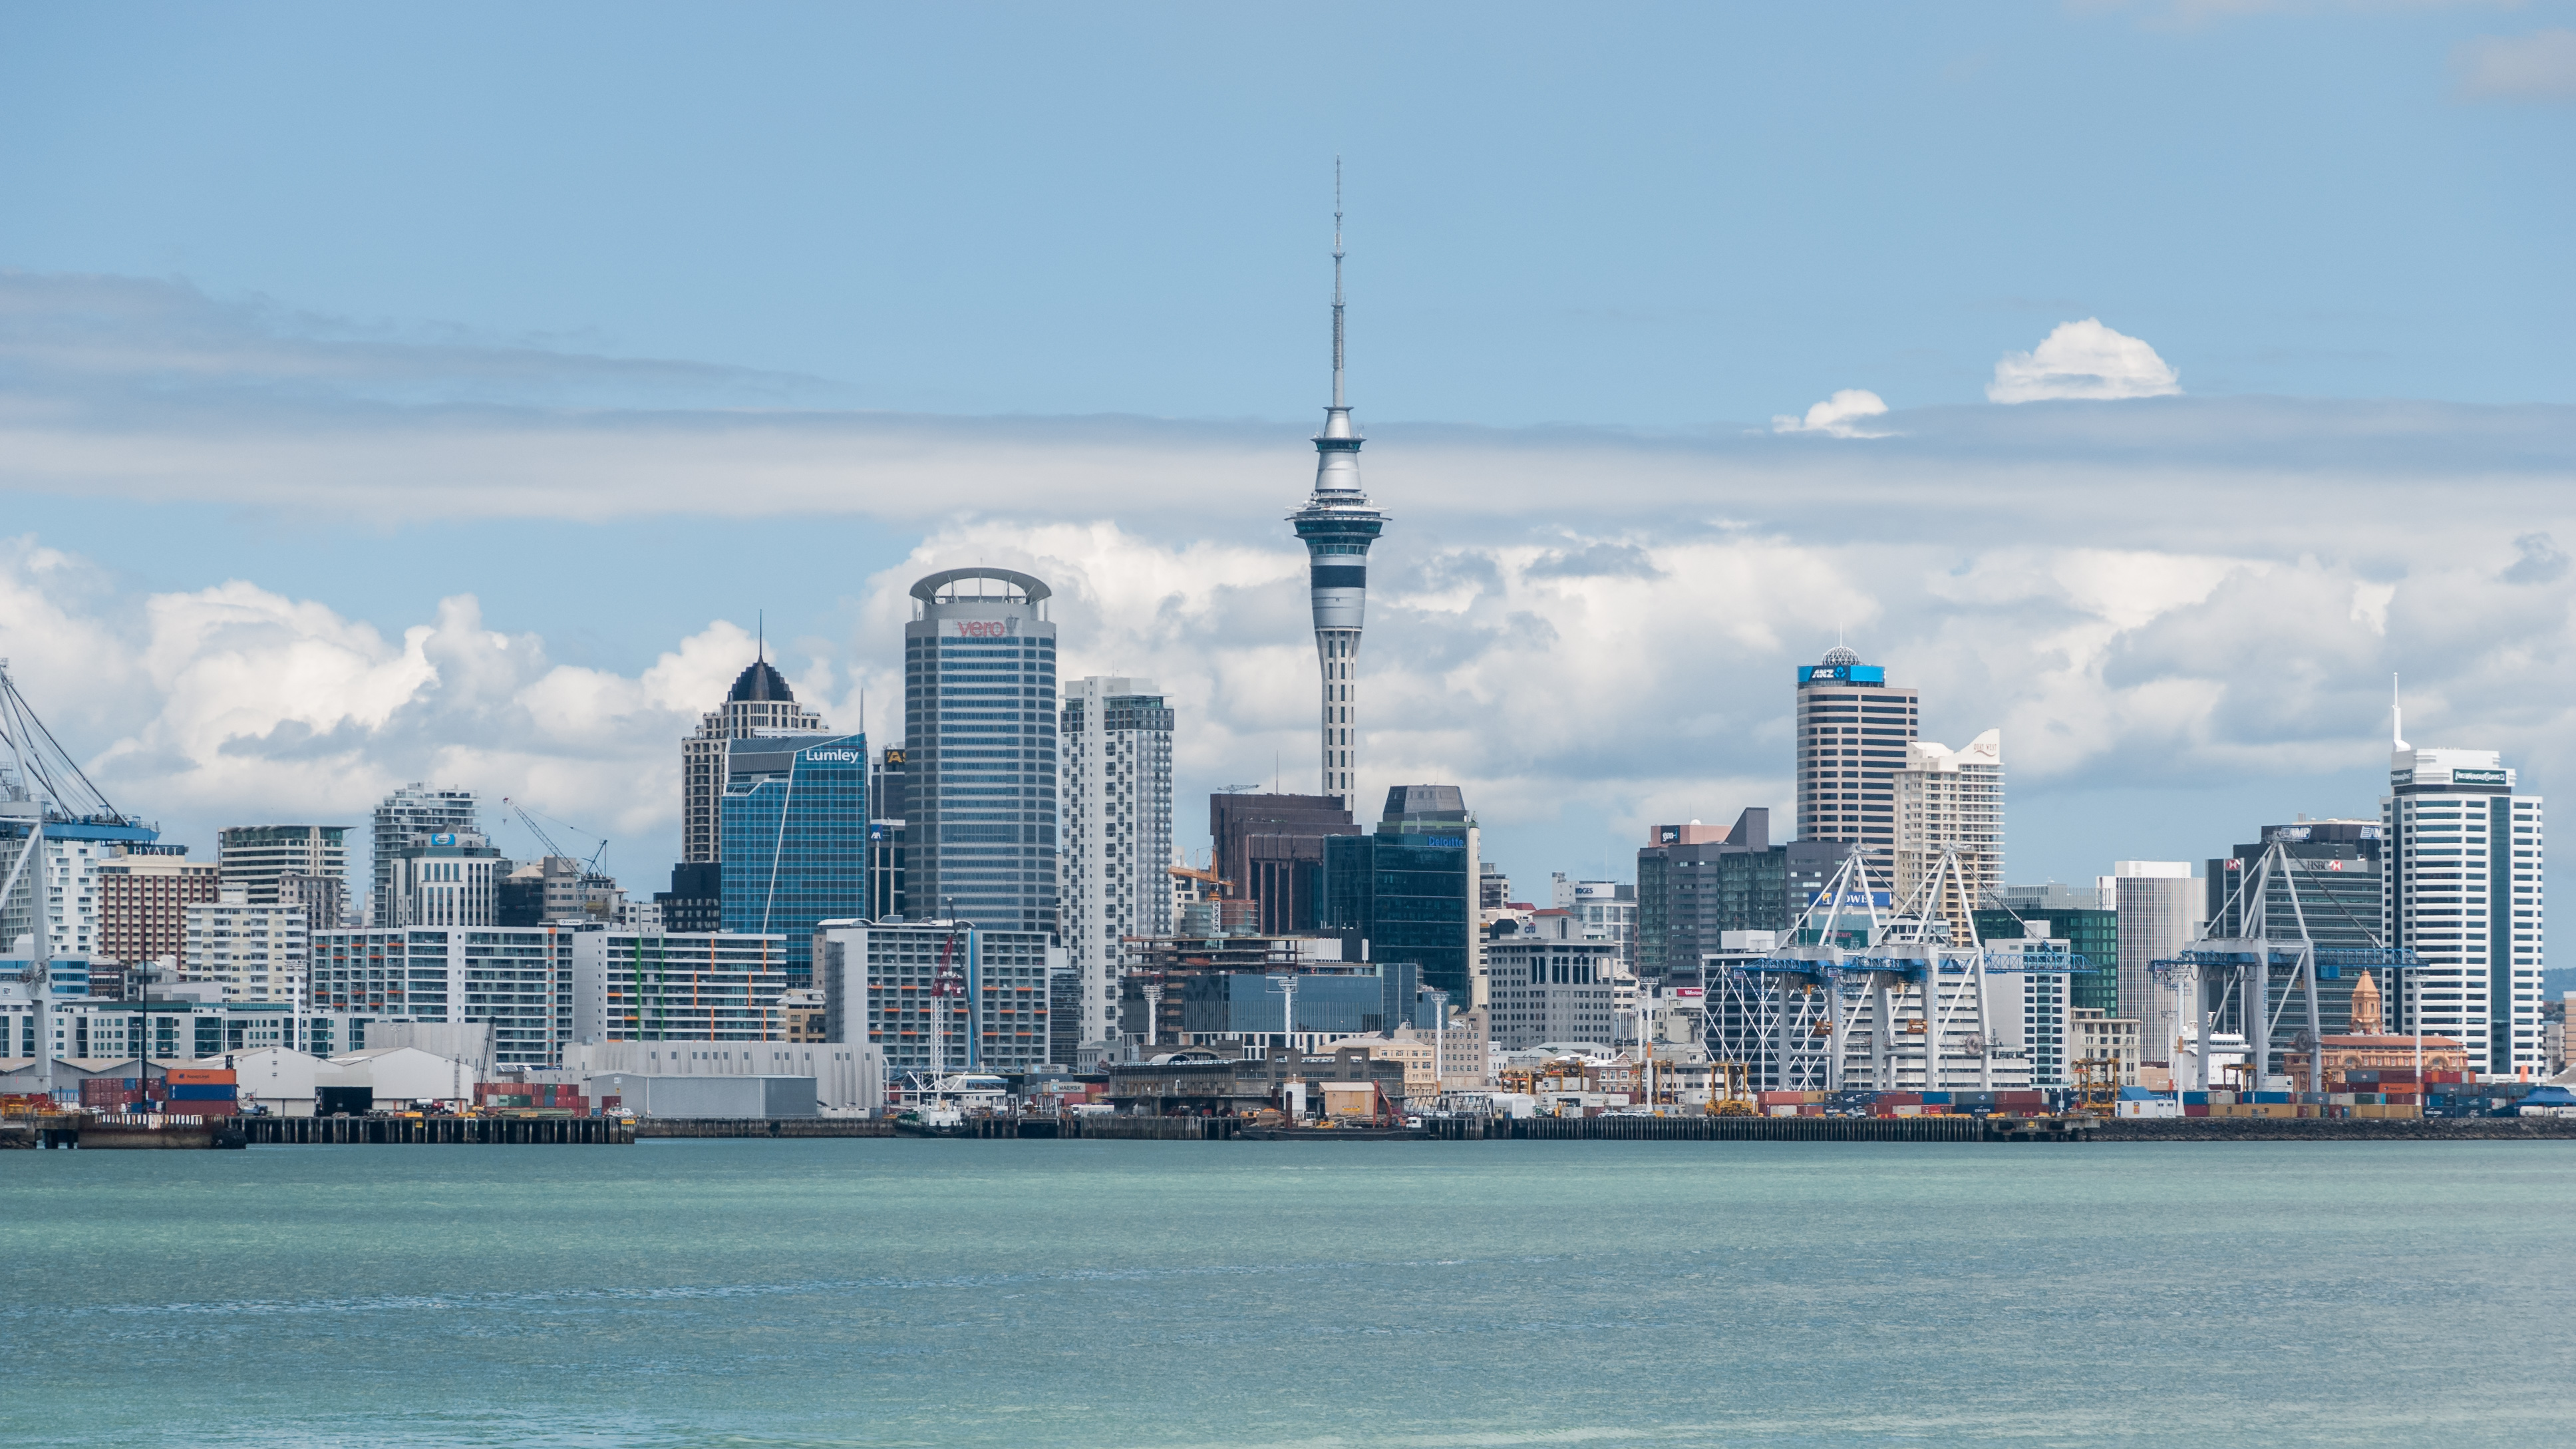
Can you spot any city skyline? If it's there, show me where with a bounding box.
[3,8,2574,909]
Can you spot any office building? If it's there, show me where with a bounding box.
[1487,915,1622,1050]
[98,850,220,973]
[870,746,909,921]
[1794,647,1919,883]
[815,919,1066,1075]
[1893,730,2004,943]
[369,785,479,927]
[217,824,349,907]
[1160,963,1443,1052]
[2203,820,2386,1070]
[309,926,583,1068]
[383,830,505,928]
[1479,863,1510,913]
[1635,810,1852,978]
[682,652,828,866]
[1975,882,2116,1016]
[571,931,792,1042]
[1212,792,1360,934]
[180,886,309,1005]
[2382,737,2546,1076]
[1323,786,1480,1006]
[1557,879,1639,977]
[2112,861,2201,1064]
[719,732,868,989]
[655,862,723,935]
[1288,196,1386,814]
[1060,677,1172,1050]
[902,567,1058,933]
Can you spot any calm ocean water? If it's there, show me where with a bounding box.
[3,1138,2570,1448]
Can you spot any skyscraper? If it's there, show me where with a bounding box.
[1060,676,1173,1048]
[1794,647,1919,884]
[683,652,827,866]
[369,784,479,927]
[1893,729,2003,941]
[903,568,1058,932]
[2110,860,2201,1066]
[1323,786,1479,1007]
[1288,184,1386,815]
[1633,811,1851,978]
[2382,723,2546,1076]
[1210,792,1360,934]
[719,731,868,989]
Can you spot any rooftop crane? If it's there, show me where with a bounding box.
[501,798,610,874]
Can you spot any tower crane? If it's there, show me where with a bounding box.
[502,798,610,873]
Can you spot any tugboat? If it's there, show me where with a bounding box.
[893,1101,969,1137]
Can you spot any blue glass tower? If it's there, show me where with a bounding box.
[719,732,868,988]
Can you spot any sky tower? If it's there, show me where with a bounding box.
[1289,166,1386,814]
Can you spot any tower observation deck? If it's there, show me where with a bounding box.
[1289,170,1386,814]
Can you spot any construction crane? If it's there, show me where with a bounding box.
[502,798,610,873]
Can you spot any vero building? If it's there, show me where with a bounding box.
[903,569,1059,934]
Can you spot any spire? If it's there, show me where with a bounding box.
[1332,156,1346,410]
[2392,672,2409,752]
[758,610,765,664]
[1311,160,1365,498]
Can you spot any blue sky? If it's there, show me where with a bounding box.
[3,2,2575,903]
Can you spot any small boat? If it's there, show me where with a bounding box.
[892,1105,969,1138]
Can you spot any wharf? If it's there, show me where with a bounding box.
[635,1118,893,1139]
[2093,1116,2576,1142]
[240,1116,633,1145]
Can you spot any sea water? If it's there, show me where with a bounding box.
[2,1138,2570,1448]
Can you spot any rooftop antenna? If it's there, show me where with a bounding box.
[757,610,765,664]
[1332,156,1345,410]
[2392,673,2408,751]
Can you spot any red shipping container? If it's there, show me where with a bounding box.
[160,1100,239,1118]
[2183,1104,2211,1118]
[1798,1104,1824,1116]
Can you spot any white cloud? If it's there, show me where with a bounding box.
[1771,389,1892,438]
[1987,319,2182,404]
[2454,30,2576,102]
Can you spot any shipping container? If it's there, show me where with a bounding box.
[2183,1104,2210,1117]
[164,1084,238,1102]
[1921,1092,1953,1104]
[1758,1090,1803,1106]
[164,1069,236,1085]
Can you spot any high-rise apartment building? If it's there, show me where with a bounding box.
[719,732,867,989]
[0,818,166,960]
[1893,730,2004,943]
[682,655,827,866]
[1060,677,1173,1050]
[1323,786,1479,1007]
[369,785,479,927]
[98,849,220,971]
[572,931,792,1042]
[816,919,1066,1076]
[181,886,309,1005]
[1794,647,1919,882]
[218,824,349,907]
[903,568,1058,933]
[1288,194,1386,815]
[310,925,583,1068]
[2382,738,2545,1076]
[2111,861,2201,1066]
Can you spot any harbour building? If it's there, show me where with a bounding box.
[682,651,828,867]
[1288,187,1386,816]
[1794,647,1919,886]
[1060,677,1173,1050]
[718,732,868,989]
[2382,734,2545,1076]
[1323,786,1480,1007]
[902,568,1059,933]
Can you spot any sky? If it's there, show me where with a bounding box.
[3,1,2574,913]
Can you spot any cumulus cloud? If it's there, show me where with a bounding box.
[1987,319,2182,404]
[2453,30,2576,102]
[1771,389,1891,438]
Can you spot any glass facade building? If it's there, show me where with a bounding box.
[902,569,1058,933]
[719,732,868,989]
[1635,809,1852,979]
[1323,786,1478,1005]
[1974,887,2119,1017]
[2382,745,2546,1075]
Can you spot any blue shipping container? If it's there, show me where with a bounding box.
[165,1084,238,1102]
[1921,1092,1953,1104]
